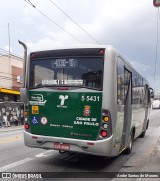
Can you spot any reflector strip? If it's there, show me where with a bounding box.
[87,142,94,146]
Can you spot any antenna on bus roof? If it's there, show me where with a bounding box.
[18,40,27,88]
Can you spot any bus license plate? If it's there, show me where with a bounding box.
[54,143,70,151]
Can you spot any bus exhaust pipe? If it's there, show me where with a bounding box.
[59,150,70,155]
[18,40,27,88]
[18,40,28,104]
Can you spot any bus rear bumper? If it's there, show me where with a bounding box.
[24,131,114,157]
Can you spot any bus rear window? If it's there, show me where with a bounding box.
[30,57,104,90]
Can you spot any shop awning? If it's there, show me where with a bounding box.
[0,88,20,95]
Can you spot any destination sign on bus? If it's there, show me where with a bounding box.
[42,79,83,85]
[51,58,77,68]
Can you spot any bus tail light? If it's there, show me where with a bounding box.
[32,136,38,139]
[31,53,36,59]
[99,49,105,55]
[24,111,28,116]
[87,142,94,146]
[25,123,30,129]
[24,104,30,132]
[103,123,108,129]
[103,116,109,122]
[101,130,107,137]
[102,109,109,116]
[98,109,112,140]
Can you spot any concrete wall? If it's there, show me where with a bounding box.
[0,55,23,90]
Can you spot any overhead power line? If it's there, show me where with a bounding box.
[0,76,17,81]
[48,0,100,44]
[0,70,22,77]
[24,0,83,43]
[0,48,22,59]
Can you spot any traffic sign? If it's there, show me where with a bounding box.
[153,0,160,7]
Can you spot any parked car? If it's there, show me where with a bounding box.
[152,99,160,109]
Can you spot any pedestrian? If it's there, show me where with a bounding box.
[3,113,10,127]
[9,114,15,126]
[13,114,21,126]
[20,114,24,125]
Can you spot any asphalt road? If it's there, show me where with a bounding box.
[0,109,160,180]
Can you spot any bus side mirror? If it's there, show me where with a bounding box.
[20,88,28,104]
[149,87,154,98]
[150,92,154,99]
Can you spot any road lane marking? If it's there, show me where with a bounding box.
[0,158,34,172]
[0,150,56,172]
[0,130,23,135]
[0,135,23,144]
[35,150,55,158]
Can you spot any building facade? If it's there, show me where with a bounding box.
[0,55,24,124]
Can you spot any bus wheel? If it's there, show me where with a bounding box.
[124,133,133,155]
[139,130,146,138]
[139,120,148,138]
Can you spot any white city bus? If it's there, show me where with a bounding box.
[19,43,152,157]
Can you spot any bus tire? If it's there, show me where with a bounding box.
[124,133,133,155]
[139,130,146,138]
[146,119,149,130]
[139,120,148,138]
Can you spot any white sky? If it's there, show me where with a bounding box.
[0,0,160,93]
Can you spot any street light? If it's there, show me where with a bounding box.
[153,0,160,7]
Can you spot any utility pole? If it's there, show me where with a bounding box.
[8,23,12,89]
[8,23,10,56]
[153,1,160,96]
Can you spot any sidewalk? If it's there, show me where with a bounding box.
[0,125,24,133]
[111,126,160,181]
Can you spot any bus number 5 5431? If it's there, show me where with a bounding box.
[81,96,100,102]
